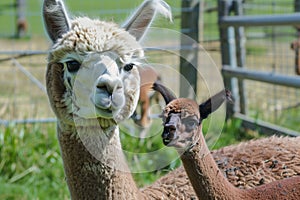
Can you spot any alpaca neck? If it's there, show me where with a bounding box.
[180,127,300,200]
[180,126,243,200]
[57,119,143,200]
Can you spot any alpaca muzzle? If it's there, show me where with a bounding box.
[162,124,177,145]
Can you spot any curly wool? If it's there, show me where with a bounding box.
[213,135,300,189]
[49,17,144,62]
[164,98,200,119]
[142,136,300,199]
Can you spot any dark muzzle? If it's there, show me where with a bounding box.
[162,125,176,145]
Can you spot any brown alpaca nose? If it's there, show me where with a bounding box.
[162,125,176,145]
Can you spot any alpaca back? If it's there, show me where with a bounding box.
[143,136,300,199]
[213,136,300,189]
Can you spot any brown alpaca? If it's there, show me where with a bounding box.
[132,66,161,128]
[153,82,300,200]
[290,39,300,75]
[16,19,28,37]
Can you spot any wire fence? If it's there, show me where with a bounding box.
[0,0,299,135]
[244,0,300,134]
[0,0,185,126]
[219,0,300,135]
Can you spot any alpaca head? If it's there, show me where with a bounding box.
[153,82,232,149]
[43,0,172,129]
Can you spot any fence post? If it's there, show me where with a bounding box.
[16,0,27,38]
[199,0,205,43]
[179,0,199,99]
[218,0,239,118]
[233,0,247,114]
[293,0,300,75]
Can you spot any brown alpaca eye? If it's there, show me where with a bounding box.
[124,63,134,71]
[183,118,199,131]
[66,60,81,72]
[187,121,197,128]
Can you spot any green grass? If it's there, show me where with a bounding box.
[0,116,253,199]
[211,118,263,150]
[0,124,69,200]
[0,0,296,43]
[252,105,300,132]
[0,0,222,40]
[0,0,181,38]
[279,107,300,132]
[120,119,181,187]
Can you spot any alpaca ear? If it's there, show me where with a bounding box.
[199,90,233,120]
[152,82,176,104]
[43,0,71,42]
[122,0,172,41]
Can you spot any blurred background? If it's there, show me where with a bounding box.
[0,0,299,199]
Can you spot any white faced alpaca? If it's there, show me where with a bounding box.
[43,1,300,199]
[43,0,176,199]
[44,0,172,128]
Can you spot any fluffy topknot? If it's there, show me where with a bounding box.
[49,17,143,62]
[163,98,200,120]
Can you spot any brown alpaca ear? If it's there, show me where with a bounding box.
[43,0,71,42]
[199,90,233,120]
[122,0,172,41]
[152,82,176,104]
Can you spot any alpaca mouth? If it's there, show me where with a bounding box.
[89,95,114,118]
[162,134,178,146]
[162,124,177,146]
[163,138,171,145]
[93,93,112,109]
[95,107,113,118]
[163,137,180,147]
[91,90,124,119]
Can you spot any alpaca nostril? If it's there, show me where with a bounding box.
[162,131,169,140]
[97,83,113,94]
[116,85,122,91]
[97,85,107,90]
[96,79,123,95]
[167,125,176,133]
[162,124,177,144]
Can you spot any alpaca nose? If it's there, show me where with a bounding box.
[96,76,122,95]
[162,124,176,145]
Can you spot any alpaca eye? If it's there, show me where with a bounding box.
[66,60,81,72]
[187,121,196,128]
[184,118,199,131]
[124,63,134,71]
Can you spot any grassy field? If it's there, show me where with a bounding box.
[0,124,69,199]
[0,0,182,37]
[0,115,260,199]
[0,0,296,38]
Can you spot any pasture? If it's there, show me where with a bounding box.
[0,0,299,199]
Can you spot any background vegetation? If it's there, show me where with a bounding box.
[0,117,260,200]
